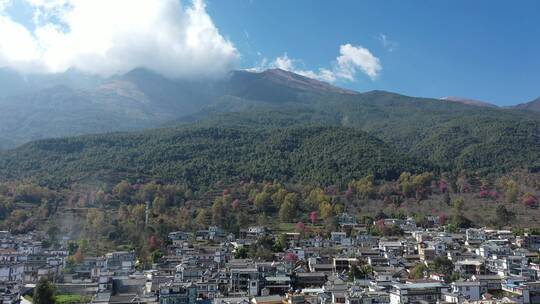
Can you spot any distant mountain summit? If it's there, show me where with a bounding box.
[225,69,357,104]
[514,97,540,112]
[440,96,498,108]
[239,68,357,94]
[0,67,360,148]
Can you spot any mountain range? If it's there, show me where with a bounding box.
[1,67,540,150]
[0,67,360,148]
[0,67,540,187]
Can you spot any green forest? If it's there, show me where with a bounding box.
[0,126,427,189]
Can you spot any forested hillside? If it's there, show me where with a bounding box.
[0,126,425,189]
[189,93,540,174]
[2,97,539,189]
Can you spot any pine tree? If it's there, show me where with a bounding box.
[34,278,56,304]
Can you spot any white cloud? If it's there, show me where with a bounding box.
[0,0,11,11]
[336,43,382,80]
[379,33,398,52]
[0,0,239,78]
[273,53,294,71]
[254,44,381,83]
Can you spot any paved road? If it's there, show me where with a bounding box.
[20,297,32,304]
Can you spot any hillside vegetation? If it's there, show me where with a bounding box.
[0,126,425,189]
[191,94,540,174]
[2,93,539,189]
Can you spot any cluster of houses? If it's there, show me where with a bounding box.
[0,230,63,303]
[1,213,540,304]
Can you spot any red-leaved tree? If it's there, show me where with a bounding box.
[523,194,538,208]
[439,180,448,193]
[439,213,448,226]
[148,235,161,252]
[479,190,489,198]
[345,187,355,200]
[73,249,84,264]
[284,252,298,263]
[232,199,240,209]
[310,211,318,224]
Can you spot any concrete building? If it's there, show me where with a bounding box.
[389,282,446,304]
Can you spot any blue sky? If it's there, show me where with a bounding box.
[205,0,540,105]
[1,0,539,105]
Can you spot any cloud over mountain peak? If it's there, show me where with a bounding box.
[252,44,382,83]
[0,0,239,78]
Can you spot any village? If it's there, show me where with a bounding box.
[0,213,539,304]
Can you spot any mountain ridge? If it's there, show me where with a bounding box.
[514,96,540,112]
[440,96,498,108]
[0,67,366,148]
